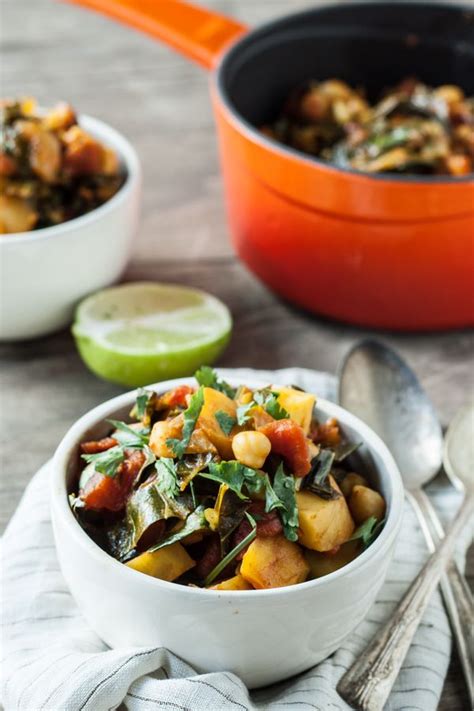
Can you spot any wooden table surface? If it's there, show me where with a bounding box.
[2,0,473,708]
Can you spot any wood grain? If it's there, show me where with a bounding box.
[1,0,472,708]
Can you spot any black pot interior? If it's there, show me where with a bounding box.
[218,2,474,127]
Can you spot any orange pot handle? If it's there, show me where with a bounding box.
[65,0,248,69]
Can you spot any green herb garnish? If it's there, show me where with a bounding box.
[135,389,149,420]
[236,389,289,425]
[272,463,299,542]
[107,419,149,447]
[155,457,179,499]
[214,410,237,436]
[81,446,125,478]
[195,366,236,399]
[349,516,385,548]
[166,387,204,458]
[199,460,261,499]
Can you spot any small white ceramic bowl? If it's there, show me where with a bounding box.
[51,377,403,689]
[0,116,141,341]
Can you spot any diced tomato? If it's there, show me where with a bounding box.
[80,437,118,454]
[160,385,195,410]
[259,420,311,477]
[80,449,145,512]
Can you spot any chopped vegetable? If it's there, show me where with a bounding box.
[262,78,473,176]
[0,98,124,233]
[297,476,355,552]
[240,535,310,589]
[258,419,311,477]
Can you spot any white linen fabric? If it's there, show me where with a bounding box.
[2,367,472,711]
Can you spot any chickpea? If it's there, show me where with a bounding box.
[434,84,464,105]
[232,431,271,469]
[339,472,368,499]
[349,485,386,524]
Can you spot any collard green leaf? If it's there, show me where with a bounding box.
[333,441,361,462]
[216,489,248,542]
[194,366,236,399]
[176,452,214,491]
[349,516,385,548]
[147,506,208,553]
[126,477,191,552]
[81,446,125,478]
[214,410,237,436]
[302,449,339,500]
[272,463,299,542]
[155,457,179,499]
[166,387,204,458]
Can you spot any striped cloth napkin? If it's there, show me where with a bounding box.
[2,368,472,711]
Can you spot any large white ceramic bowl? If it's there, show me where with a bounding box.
[0,115,141,341]
[51,377,404,689]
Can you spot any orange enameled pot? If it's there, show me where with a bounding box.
[68,0,474,329]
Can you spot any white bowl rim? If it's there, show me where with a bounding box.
[51,376,404,599]
[0,114,141,245]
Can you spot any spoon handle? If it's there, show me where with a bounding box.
[337,493,474,711]
[408,487,473,704]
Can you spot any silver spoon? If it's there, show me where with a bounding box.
[337,339,473,707]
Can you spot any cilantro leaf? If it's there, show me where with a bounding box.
[194,366,236,398]
[301,449,339,500]
[272,463,299,542]
[199,460,260,499]
[214,410,237,436]
[81,446,125,478]
[135,389,149,420]
[166,387,204,458]
[236,401,253,426]
[107,419,149,447]
[155,457,179,499]
[236,389,289,425]
[263,392,289,420]
[349,516,385,548]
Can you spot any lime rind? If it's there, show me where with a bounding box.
[72,282,232,387]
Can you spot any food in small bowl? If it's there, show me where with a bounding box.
[52,371,403,687]
[70,368,387,589]
[0,98,124,233]
[262,78,474,176]
[0,100,140,341]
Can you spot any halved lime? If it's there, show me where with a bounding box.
[72,282,232,387]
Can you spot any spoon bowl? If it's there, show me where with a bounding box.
[338,339,444,489]
[444,403,474,493]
